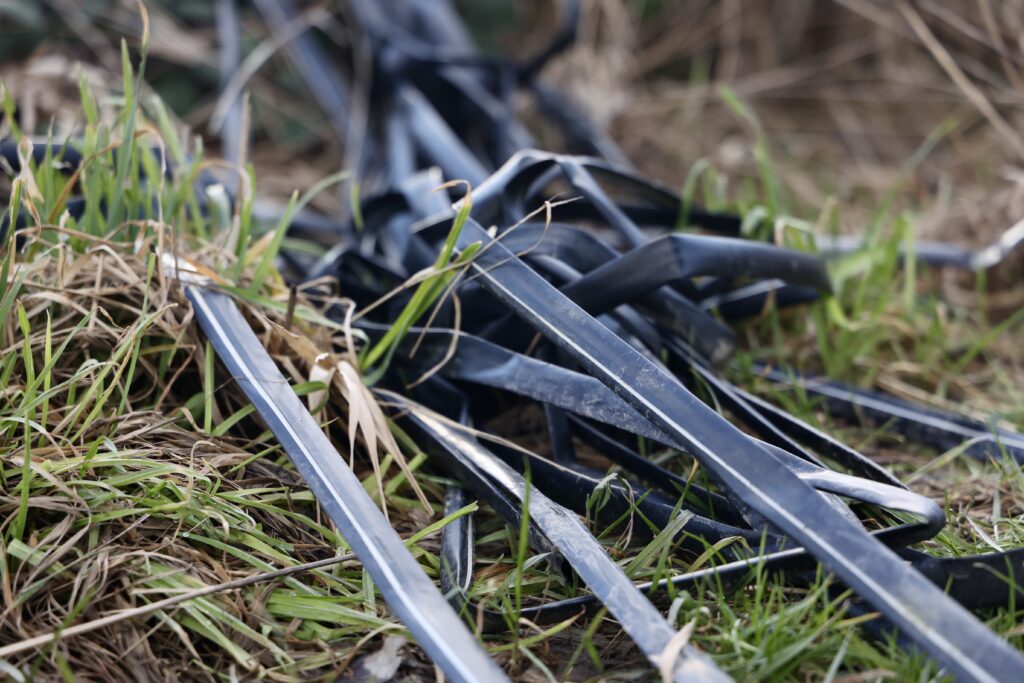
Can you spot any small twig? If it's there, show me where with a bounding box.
[285,284,298,331]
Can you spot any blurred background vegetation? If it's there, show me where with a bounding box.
[4,0,1024,249]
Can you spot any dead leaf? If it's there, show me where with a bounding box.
[360,635,406,681]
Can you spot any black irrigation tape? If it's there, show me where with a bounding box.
[450,217,1024,682]
[756,365,1024,464]
[398,399,731,682]
[816,226,1024,272]
[7,0,1024,679]
[184,286,508,683]
[381,327,943,547]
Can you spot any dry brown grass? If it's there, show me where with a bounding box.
[548,0,1024,247]
[0,221,452,681]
